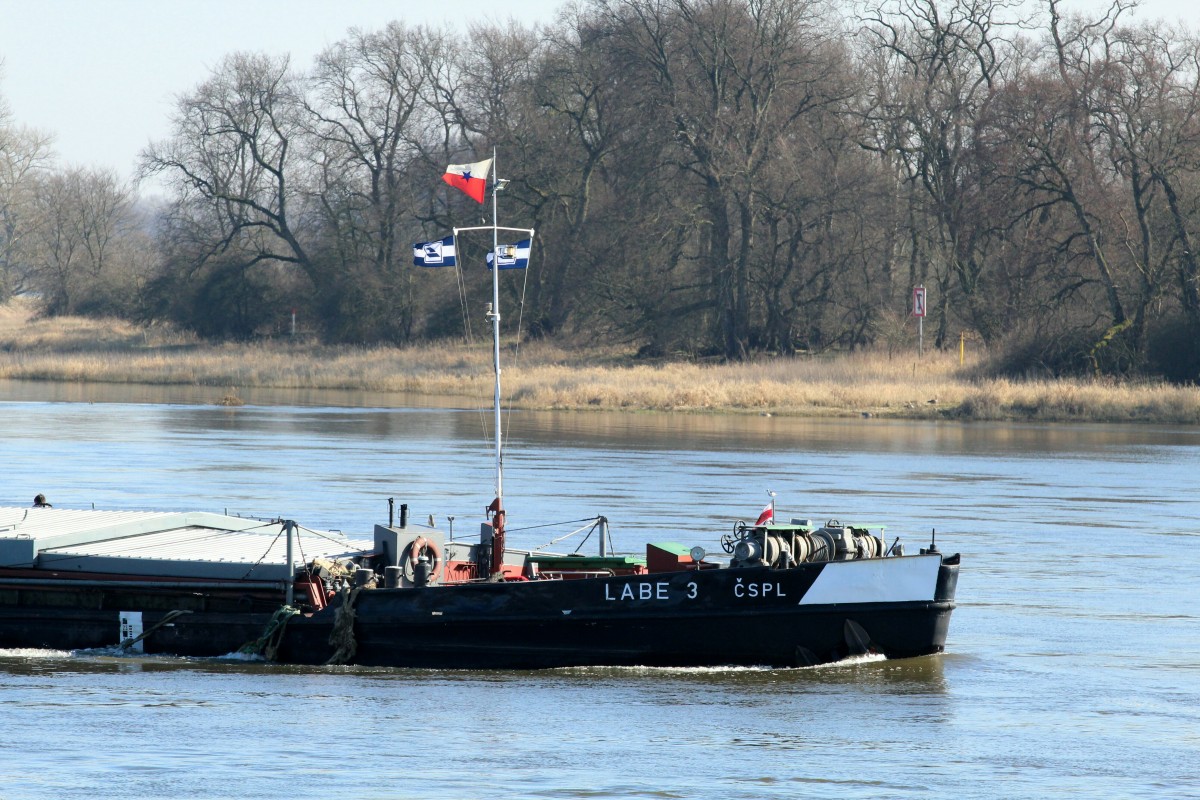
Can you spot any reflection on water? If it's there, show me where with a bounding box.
[0,377,469,410]
[7,377,1199,454]
[508,408,1200,455]
[1,382,1199,799]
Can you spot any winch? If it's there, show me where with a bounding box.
[726,519,885,568]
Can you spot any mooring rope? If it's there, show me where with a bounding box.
[238,605,301,661]
[324,585,362,666]
[119,609,193,651]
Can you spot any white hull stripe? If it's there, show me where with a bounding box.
[799,555,942,605]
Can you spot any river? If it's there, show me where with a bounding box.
[1,381,1198,799]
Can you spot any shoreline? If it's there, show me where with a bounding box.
[3,345,1198,425]
[2,302,1199,424]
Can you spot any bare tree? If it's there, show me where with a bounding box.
[522,8,666,337]
[140,53,316,290]
[305,23,442,340]
[862,0,1025,346]
[0,83,55,301]
[1088,21,1200,358]
[26,166,134,315]
[600,0,850,359]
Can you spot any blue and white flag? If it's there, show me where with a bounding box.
[486,238,531,270]
[413,235,456,267]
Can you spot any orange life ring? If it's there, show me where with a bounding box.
[404,536,442,584]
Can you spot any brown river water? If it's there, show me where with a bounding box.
[1,380,1197,799]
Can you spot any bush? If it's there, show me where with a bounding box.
[1146,316,1200,384]
[978,325,1098,379]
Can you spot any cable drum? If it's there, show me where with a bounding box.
[790,532,812,564]
[852,530,883,559]
[736,527,883,567]
[809,529,836,563]
[764,534,787,567]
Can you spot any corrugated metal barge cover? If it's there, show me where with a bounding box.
[0,506,372,580]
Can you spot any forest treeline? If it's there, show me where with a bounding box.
[2,0,1200,381]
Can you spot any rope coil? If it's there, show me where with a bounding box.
[238,605,301,661]
[324,585,362,666]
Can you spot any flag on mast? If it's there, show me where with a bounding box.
[442,158,493,203]
[486,238,531,270]
[755,504,774,526]
[413,235,456,267]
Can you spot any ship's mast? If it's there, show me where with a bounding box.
[486,148,506,578]
[452,151,533,579]
[490,147,503,511]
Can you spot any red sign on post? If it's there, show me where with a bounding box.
[913,286,927,318]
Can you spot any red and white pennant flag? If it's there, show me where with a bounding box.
[442,158,493,203]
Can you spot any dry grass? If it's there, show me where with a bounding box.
[2,298,1198,423]
[507,352,966,414]
[0,297,196,350]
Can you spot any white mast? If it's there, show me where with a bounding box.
[450,151,533,578]
[488,146,503,507]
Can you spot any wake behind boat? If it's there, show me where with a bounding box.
[0,153,958,668]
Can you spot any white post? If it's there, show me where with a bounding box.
[489,147,503,508]
[913,285,927,357]
[284,520,295,606]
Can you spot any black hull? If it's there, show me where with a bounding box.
[0,606,273,657]
[0,556,959,669]
[327,601,955,669]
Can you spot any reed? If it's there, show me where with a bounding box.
[2,300,1197,423]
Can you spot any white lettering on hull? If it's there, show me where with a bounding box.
[604,581,674,601]
[733,577,786,599]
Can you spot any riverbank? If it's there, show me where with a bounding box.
[2,299,1198,423]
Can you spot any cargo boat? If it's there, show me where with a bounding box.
[0,153,958,668]
[0,504,958,668]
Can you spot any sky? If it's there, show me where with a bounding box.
[0,0,561,184]
[1,0,1199,187]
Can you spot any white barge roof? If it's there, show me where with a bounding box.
[0,506,372,581]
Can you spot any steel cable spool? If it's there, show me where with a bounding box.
[764,533,781,567]
[791,532,812,564]
[810,529,835,563]
[852,530,878,559]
